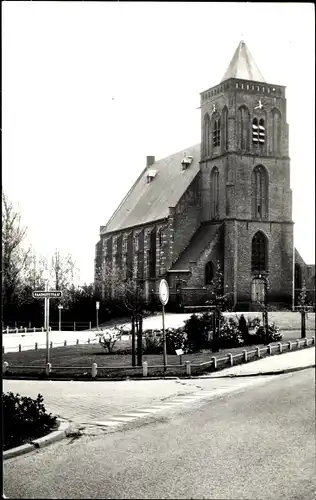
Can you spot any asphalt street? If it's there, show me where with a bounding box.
[4,368,315,500]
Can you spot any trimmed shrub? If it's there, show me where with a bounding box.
[3,392,58,451]
[218,317,244,348]
[143,335,163,355]
[183,313,213,353]
[252,323,283,344]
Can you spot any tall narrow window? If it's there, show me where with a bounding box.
[210,167,219,218]
[203,113,211,157]
[239,106,250,150]
[252,165,268,219]
[259,118,265,146]
[251,232,267,271]
[213,119,220,147]
[221,106,228,152]
[272,109,281,155]
[252,118,259,144]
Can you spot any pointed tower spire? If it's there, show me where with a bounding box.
[221,41,265,83]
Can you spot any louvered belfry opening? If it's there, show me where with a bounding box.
[213,118,221,147]
[252,118,265,146]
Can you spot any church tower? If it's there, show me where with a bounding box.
[199,41,293,307]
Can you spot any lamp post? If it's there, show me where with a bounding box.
[58,304,63,332]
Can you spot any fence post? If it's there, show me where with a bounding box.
[2,346,5,354]
[76,339,79,345]
[296,339,300,349]
[74,322,76,331]
[41,327,44,332]
[243,350,247,362]
[18,344,22,352]
[228,353,233,366]
[143,361,148,377]
[46,363,52,376]
[312,337,315,346]
[6,326,9,334]
[35,342,38,350]
[288,341,292,351]
[91,362,98,379]
[268,344,272,355]
[50,341,53,349]
[33,327,36,333]
[3,361,9,374]
[29,321,31,329]
[87,338,90,344]
[185,360,191,376]
[278,342,282,353]
[64,340,67,347]
[211,356,217,369]
[89,321,91,330]
[16,328,18,334]
[24,328,27,334]
[256,347,261,358]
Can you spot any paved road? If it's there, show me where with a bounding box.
[4,368,315,499]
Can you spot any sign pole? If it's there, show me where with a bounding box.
[46,297,50,365]
[162,304,167,372]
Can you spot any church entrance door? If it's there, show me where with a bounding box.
[251,278,265,304]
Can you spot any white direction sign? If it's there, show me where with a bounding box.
[96,301,100,310]
[33,291,62,299]
[159,279,169,306]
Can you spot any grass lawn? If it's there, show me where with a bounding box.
[3,329,313,379]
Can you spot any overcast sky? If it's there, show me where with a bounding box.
[2,2,315,284]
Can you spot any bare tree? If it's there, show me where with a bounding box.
[2,194,30,308]
[50,249,76,291]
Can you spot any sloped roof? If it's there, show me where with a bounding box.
[221,40,265,83]
[171,224,222,271]
[101,144,200,235]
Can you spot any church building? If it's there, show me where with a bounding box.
[95,41,315,310]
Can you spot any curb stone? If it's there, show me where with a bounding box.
[3,420,72,460]
[195,363,316,379]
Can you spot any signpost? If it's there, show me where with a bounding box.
[58,304,63,332]
[96,301,100,330]
[159,279,169,372]
[32,288,62,364]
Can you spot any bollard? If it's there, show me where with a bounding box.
[185,360,191,376]
[256,347,261,358]
[18,344,22,352]
[46,363,52,376]
[35,342,38,350]
[24,328,27,334]
[76,339,79,345]
[88,338,90,344]
[143,361,148,377]
[305,338,309,347]
[50,341,53,349]
[267,344,272,355]
[91,362,98,379]
[64,340,67,347]
[228,353,233,366]
[211,356,217,369]
[6,326,9,334]
[296,339,300,349]
[278,342,282,353]
[243,350,247,362]
[41,327,44,332]
[33,327,36,333]
[89,321,92,330]
[3,361,9,374]
[288,341,292,351]
[16,328,18,334]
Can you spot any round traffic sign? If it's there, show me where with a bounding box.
[159,279,169,306]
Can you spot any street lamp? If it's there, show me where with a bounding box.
[58,304,63,332]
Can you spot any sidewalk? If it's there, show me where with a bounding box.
[204,346,315,377]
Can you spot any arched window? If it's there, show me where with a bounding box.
[203,113,211,158]
[294,263,302,291]
[210,167,219,218]
[238,106,250,150]
[251,231,268,271]
[221,106,228,152]
[251,165,268,219]
[272,109,281,155]
[205,261,214,285]
[213,118,220,147]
